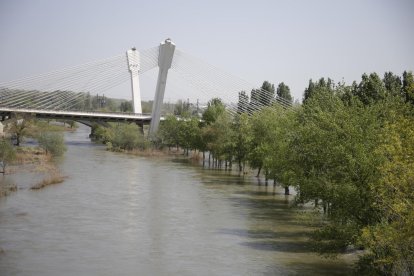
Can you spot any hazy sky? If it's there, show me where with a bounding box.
[0,0,413,101]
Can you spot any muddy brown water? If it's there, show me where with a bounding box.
[0,125,354,275]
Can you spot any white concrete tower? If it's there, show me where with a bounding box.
[149,39,175,136]
[126,47,142,114]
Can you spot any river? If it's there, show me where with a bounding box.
[0,125,354,275]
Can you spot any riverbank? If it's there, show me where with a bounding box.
[0,119,73,197]
[0,146,65,197]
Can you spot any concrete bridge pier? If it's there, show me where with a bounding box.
[126,47,142,114]
[149,39,175,137]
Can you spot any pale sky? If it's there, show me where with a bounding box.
[0,0,413,102]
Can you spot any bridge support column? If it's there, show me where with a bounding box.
[149,39,175,137]
[126,48,142,114]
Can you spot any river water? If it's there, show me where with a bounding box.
[0,125,354,275]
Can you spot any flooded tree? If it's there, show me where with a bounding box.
[0,139,16,174]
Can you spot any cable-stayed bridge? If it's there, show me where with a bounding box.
[0,39,292,135]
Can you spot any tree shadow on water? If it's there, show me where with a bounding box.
[229,196,307,226]
[217,229,352,274]
[217,228,313,253]
[218,228,310,239]
[240,240,313,253]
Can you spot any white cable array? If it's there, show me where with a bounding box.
[0,47,159,111]
[0,45,291,115]
[170,49,292,116]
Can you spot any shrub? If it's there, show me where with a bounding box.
[111,123,148,151]
[37,132,67,156]
[0,139,16,173]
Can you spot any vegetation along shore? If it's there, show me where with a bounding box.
[91,71,414,275]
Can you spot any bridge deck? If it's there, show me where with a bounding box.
[0,107,152,125]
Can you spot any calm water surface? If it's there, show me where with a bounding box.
[0,125,354,275]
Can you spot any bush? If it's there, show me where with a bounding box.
[111,123,149,151]
[0,139,16,173]
[37,132,67,156]
[92,124,114,143]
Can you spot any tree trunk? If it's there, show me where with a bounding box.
[284,186,290,195]
[256,167,261,177]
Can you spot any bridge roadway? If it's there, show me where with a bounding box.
[0,107,153,126]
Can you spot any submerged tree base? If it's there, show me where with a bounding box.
[0,181,17,197]
[4,146,67,192]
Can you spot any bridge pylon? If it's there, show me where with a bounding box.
[149,38,175,137]
[126,47,142,114]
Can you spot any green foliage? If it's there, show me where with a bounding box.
[159,116,180,147]
[403,71,414,105]
[120,101,133,112]
[294,77,414,274]
[383,71,402,98]
[111,123,149,151]
[251,80,275,107]
[262,105,295,185]
[290,91,386,252]
[174,99,191,117]
[178,117,201,154]
[310,223,360,255]
[357,115,414,275]
[142,101,153,113]
[66,120,77,128]
[276,82,293,103]
[202,98,225,125]
[7,117,32,146]
[233,113,252,171]
[248,106,278,177]
[204,112,235,162]
[92,124,114,144]
[303,78,334,103]
[0,139,16,173]
[37,132,67,156]
[237,91,249,114]
[155,71,414,274]
[354,73,387,105]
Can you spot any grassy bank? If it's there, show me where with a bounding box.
[31,171,66,190]
[0,145,67,197]
[0,118,70,197]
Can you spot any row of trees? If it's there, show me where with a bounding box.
[156,72,414,275]
[89,73,413,273]
[237,81,293,113]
